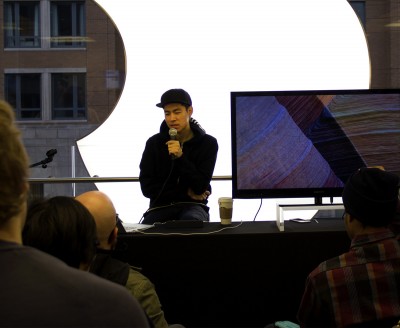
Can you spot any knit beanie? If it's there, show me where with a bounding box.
[342,167,399,227]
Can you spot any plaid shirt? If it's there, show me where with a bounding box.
[297,229,400,327]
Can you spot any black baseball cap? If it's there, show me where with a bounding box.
[342,167,400,226]
[156,89,192,108]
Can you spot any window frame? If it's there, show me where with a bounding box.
[3,1,41,48]
[4,68,87,122]
[51,72,87,120]
[50,1,86,48]
[5,73,42,120]
[4,0,87,50]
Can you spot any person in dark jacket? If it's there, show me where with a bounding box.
[297,167,400,327]
[76,190,173,328]
[0,100,149,328]
[139,88,218,224]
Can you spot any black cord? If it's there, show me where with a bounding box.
[253,197,263,221]
[139,159,175,223]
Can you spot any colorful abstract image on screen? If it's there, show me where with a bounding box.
[232,90,400,199]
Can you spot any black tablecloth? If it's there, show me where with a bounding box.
[115,219,349,327]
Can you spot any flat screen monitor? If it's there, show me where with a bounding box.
[231,89,400,204]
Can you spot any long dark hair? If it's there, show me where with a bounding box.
[23,196,97,269]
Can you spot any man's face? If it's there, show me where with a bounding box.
[163,103,192,133]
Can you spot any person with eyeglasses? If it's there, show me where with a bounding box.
[0,100,149,327]
[297,167,400,327]
[76,190,184,328]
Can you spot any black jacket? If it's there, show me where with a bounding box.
[139,119,218,208]
[89,249,129,286]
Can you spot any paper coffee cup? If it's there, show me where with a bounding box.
[218,197,233,225]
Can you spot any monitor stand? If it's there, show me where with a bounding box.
[312,196,344,220]
[313,208,344,219]
[276,202,344,232]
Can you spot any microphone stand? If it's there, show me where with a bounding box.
[29,157,53,169]
[29,149,57,169]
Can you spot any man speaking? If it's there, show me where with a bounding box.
[139,88,218,224]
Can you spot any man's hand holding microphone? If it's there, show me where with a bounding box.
[166,128,183,159]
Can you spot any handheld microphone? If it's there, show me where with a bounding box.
[169,128,178,140]
[168,128,178,159]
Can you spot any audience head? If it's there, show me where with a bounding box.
[76,191,118,250]
[0,100,29,233]
[342,167,399,229]
[23,196,98,270]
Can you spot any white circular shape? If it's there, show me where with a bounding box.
[79,0,370,222]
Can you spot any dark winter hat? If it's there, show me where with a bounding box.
[156,89,192,108]
[342,167,399,227]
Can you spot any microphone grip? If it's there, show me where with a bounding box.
[168,128,178,159]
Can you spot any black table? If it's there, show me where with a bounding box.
[115,218,350,327]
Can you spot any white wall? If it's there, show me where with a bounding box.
[77,0,370,223]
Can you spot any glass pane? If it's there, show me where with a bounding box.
[19,3,39,38]
[53,74,74,108]
[4,2,16,47]
[52,73,86,119]
[6,74,41,120]
[20,74,41,119]
[51,1,85,47]
[53,109,73,119]
[21,109,42,119]
[77,109,86,118]
[76,74,86,108]
[5,74,17,108]
[4,2,40,48]
[20,74,41,107]
[55,4,73,36]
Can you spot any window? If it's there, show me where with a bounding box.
[5,73,42,120]
[50,1,86,48]
[4,1,86,49]
[4,1,41,48]
[5,71,86,121]
[52,73,86,119]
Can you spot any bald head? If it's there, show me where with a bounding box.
[76,191,117,249]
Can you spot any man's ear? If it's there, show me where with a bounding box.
[23,180,30,192]
[108,226,118,245]
[21,181,30,199]
[188,106,193,116]
[347,213,356,223]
